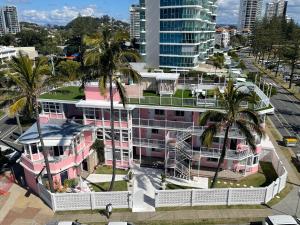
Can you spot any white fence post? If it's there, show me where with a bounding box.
[191,190,194,206]
[227,188,231,206]
[90,192,95,210]
[51,193,57,212]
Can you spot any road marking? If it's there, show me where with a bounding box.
[273,112,292,136]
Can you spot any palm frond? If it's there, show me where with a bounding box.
[8,97,27,117]
[199,110,226,126]
[200,123,222,147]
[98,76,108,96]
[118,66,141,83]
[238,108,260,125]
[235,120,256,151]
[113,77,127,108]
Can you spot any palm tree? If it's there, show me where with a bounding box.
[1,52,59,193]
[199,81,265,188]
[84,27,141,191]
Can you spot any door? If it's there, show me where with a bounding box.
[230,139,237,150]
[60,170,68,184]
[82,159,88,172]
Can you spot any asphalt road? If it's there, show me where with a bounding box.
[239,52,300,151]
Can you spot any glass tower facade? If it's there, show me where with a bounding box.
[139,0,217,69]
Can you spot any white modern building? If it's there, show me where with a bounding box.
[238,0,263,31]
[0,46,16,62]
[265,0,288,19]
[130,4,141,41]
[139,0,217,69]
[0,6,20,36]
[215,28,230,49]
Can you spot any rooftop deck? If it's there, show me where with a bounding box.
[40,86,84,101]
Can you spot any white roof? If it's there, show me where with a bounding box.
[267,215,299,225]
[76,100,135,110]
[140,72,180,81]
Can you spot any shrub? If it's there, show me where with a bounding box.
[161,173,166,183]
[91,139,105,163]
[63,178,78,188]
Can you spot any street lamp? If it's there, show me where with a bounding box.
[295,189,300,217]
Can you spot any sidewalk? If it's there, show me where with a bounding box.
[0,184,53,225]
[54,208,272,224]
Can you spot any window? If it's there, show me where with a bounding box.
[175,111,184,117]
[31,143,38,154]
[53,146,64,157]
[116,150,121,160]
[155,109,164,116]
[43,102,61,114]
[122,131,129,142]
[212,137,219,143]
[85,108,95,119]
[152,148,161,152]
[152,129,159,134]
[253,155,259,165]
[74,136,81,146]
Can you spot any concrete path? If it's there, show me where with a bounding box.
[53,208,272,224]
[166,176,208,189]
[86,174,127,183]
[0,184,53,225]
[132,165,162,212]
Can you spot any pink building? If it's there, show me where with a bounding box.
[18,120,96,193]
[19,73,274,190]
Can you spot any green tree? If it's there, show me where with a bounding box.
[84,27,141,191]
[199,81,265,188]
[2,52,60,192]
[57,60,81,81]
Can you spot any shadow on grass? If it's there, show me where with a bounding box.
[260,162,278,187]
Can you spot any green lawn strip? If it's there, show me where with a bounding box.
[166,183,193,190]
[95,165,128,175]
[208,162,277,188]
[157,204,265,211]
[90,180,128,192]
[55,208,130,215]
[40,86,84,101]
[267,183,293,207]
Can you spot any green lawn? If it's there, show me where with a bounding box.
[213,162,278,188]
[40,86,84,101]
[174,89,193,98]
[143,90,159,97]
[166,183,195,190]
[94,165,128,175]
[90,181,127,192]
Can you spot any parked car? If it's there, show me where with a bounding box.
[263,215,300,225]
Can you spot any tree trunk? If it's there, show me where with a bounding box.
[34,98,55,193]
[289,61,296,89]
[16,113,23,134]
[210,126,230,188]
[108,72,116,191]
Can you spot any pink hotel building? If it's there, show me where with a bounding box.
[18,70,274,192]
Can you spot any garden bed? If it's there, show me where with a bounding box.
[94,165,128,175]
[90,181,128,192]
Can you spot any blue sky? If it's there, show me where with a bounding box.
[0,0,299,25]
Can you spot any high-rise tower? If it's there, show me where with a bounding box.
[238,0,263,31]
[139,0,217,69]
[130,4,141,41]
[0,6,20,36]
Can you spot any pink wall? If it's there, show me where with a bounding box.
[24,169,38,193]
[85,86,121,102]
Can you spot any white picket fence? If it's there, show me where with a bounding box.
[38,149,287,211]
[155,149,287,207]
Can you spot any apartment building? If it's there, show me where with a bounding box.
[265,0,288,19]
[0,6,20,36]
[18,67,274,191]
[215,28,230,49]
[130,4,141,41]
[139,0,217,69]
[238,0,263,31]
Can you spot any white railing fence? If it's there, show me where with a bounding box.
[38,186,132,212]
[155,149,287,207]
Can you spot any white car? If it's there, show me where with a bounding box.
[264,215,300,225]
[46,221,84,225]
